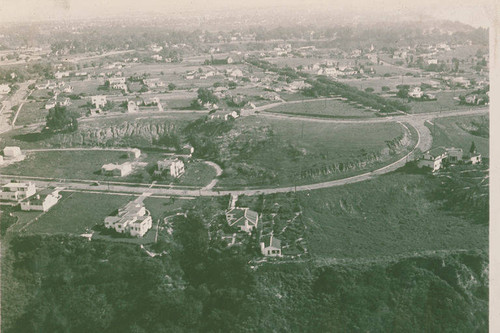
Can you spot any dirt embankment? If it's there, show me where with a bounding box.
[48,120,181,147]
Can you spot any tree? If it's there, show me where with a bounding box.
[168,83,176,91]
[364,87,374,93]
[470,141,476,155]
[381,86,390,92]
[45,105,78,133]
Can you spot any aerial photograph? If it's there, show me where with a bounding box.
[0,0,492,331]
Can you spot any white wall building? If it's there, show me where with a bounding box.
[20,188,62,212]
[104,196,152,237]
[101,162,133,177]
[260,235,282,257]
[91,95,107,108]
[3,146,22,158]
[0,182,36,201]
[156,158,185,178]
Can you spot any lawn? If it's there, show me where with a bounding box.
[296,171,488,259]
[401,91,481,114]
[428,114,489,157]
[21,192,190,237]
[265,98,377,118]
[0,150,136,180]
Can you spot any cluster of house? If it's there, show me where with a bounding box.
[224,205,282,257]
[417,146,482,172]
[154,157,185,178]
[407,86,436,100]
[0,181,62,212]
[45,92,71,110]
[103,194,152,237]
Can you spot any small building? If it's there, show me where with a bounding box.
[101,162,133,177]
[45,99,57,109]
[91,95,107,108]
[127,100,139,113]
[225,207,259,233]
[20,188,62,212]
[418,147,448,172]
[468,153,482,165]
[104,195,152,237]
[260,235,282,257]
[0,182,36,201]
[130,148,141,159]
[445,147,463,164]
[108,77,126,85]
[156,158,185,178]
[0,84,11,95]
[180,144,194,156]
[3,146,22,158]
[408,87,423,99]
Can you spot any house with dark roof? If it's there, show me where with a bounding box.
[260,235,282,257]
[225,207,259,233]
[417,147,448,172]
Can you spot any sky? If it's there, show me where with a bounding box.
[0,0,494,27]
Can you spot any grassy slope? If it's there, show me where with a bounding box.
[297,171,488,258]
[266,99,377,118]
[429,115,489,157]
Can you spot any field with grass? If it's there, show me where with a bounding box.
[212,116,412,188]
[265,98,377,118]
[0,150,135,180]
[16,192,189,237]
[428,114,489,157]
[296,171,488,259]
[402,91,481,114]
[14,101,47,126]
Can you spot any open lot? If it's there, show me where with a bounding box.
[265,98,377,118]
[216,116,411,188]
[13,101,47,126]
[428,114,489,156]
[298,171,488,259]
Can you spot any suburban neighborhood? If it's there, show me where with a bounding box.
[0,2,491,332]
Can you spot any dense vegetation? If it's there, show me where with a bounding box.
[2,232,488,332]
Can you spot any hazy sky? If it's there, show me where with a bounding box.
[0,0,494,27]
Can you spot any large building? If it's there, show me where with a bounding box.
[104,195,152,237]
[0,182,36,201]
[3,146,22,158]
[91,95,107,108]
[20,188,62,212]
[101,162,133,177]
[225,207,259,233]
[156,158,185,178]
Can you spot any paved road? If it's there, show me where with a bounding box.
[1,104,488,197]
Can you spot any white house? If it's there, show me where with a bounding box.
[104,196,152,237]
[418,147,448,172]
[445,147,463,164]
[54,71,70,79]
[20,188,62,212]
[101,162,133,177]
[143,78,164,88]
[260,235,282,257]
[91,95,107,108]
[108,77,126,85]
[156,158,185,178]
[0,84,10,95]
[408,87,424,99]
[225,207,259,233]
[3,146,22,158]
[128,100,139,113]
[112,83,128,91]
[45,99,57,110]
[0,182,36,201]
[468,153,482,165]
[130,148,141,159]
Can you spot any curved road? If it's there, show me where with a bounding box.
[1,105,488,197]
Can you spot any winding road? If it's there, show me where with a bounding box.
[0,105,488,197]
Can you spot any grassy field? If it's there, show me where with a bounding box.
[297,171,488,259]
[0,150,136,180]
[402,91,480,114]
[265,99,377,118]
[216,116,410,188]
[14,101,47,126]
[428,115,489,157]
[17,192,189,237]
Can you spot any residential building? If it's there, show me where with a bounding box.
[408,87,424,98]
[427,59,438,65]
[3,146,22,158]
[446,147,463,163]
[468,153,482,165]
[417,147,448,172]
[91,95,107,108]
[156,158,185,178]
[260,235,282,257]
[128,100,139,113]
[112,83,128,91]
[104,196,152,237]
[108,77,126,85]
[0,84,10,94]
[0,182,36,201]
[101,162,133,177]
[45,99,57,109]
[225,207,259,233]
[143,78,164,88]
[130,148,141,159]
[54,71,70,79]
[20,188,62,212]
